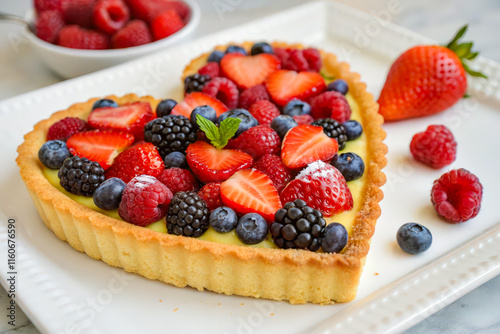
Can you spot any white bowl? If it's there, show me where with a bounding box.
[24,0,200,79]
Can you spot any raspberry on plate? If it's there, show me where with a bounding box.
[94,0,130,34]
[151,9,184,40]
[61,0,95,28]
[226,125,281,159]
[202,77,239,109]
[281,160,353,216]
[58,25,110,50]
[35,10,65,43]
[253,154,291,192]
[47,117,89,141]
[248,100,281,126]
[310,91,351,122]
[431,168,483,223]
[198,182,222,211]
[410,125,457,169]
[238,84,270,110]
[118,175,173,227]
[198,62,220,79]
[111,20,153,49]
[157,167,199,195]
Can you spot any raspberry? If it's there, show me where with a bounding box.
[238,84,269,110]
[227,125,281,159]
[273,47,292,66]
[302,48,322,72]
[410,125,457,169]
[202,77,239,109]
[293,114,314,125]
[47,117,89,141]
[58,25,110,50]
[35,10,65,43]
[111,20,152,49]
[248,100,281,126]
[118,175,173,226]
[280,161,353,216]
[35,0,62,13]
[310,91,351,122]
[126,0,189,21]
[61,0,95,29]
[431,169,483,224]
[197,182,222,211]
[151,9,184,40]
[286,49,309,72]
[274,47,322,72]
[253,154,291,191]
[157,168,199,195]
[93,0,130,34]
[198,62,220,79]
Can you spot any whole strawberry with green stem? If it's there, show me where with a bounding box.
[378,25,486,121]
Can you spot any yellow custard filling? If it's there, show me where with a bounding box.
[42,94,366,248]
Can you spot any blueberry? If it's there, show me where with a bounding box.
[156,99,177,118]
[191,105,217,127]
[92,99,118,110]
[225,45,247,55]
[235,213,269,245]
[209,206,238,233]
[343,120,363,141]
[93,177,126,210]
[331,152,364,181]
[208,50,225,63]
[320,223,348,253]
[396,223,432,254]
[327,79,349,95]
[270,115,298,139]
[251,42,273,55]
[38,140,71,169]
[282,99,311,116]
[217,109,259,137]
[164,151,187,168]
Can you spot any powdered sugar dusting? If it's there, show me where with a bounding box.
[296,160,340,182]
[132,175,157,188]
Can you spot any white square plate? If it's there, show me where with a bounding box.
[1,2,499,333]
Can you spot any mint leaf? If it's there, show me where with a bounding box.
[196,114,241,149]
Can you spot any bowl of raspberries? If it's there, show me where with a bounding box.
[28,0,200,78]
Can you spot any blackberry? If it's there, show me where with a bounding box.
[144,115,197,158]
[184,73,211,94]
[270,199,326,251]
[58,156,105,197]
[311,118,348,150]
[166,191,209,237]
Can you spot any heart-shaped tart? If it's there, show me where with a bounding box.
[17,42,387,304]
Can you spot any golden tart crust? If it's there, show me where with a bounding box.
[16,43,387,304]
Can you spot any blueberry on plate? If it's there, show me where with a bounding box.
[38,140,72,169]
[225,45,247,55]
[217,109,259,137]
[251,42,274,55]
[191,105,217,127]
[270,115,298,139]
[210,206,238,233]
[92,99,118,110]
[331,152,365,181]
[320,223,348,253]
[282,99,311,117]
[164,151,187,168]
[343,120,363,141]
[93,177,126,210]
[236,213,269,245]
[396,223,432,254]
[327,79,349,95]
[208,50,225,63]
[156,99,177,118]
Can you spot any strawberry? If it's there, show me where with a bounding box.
[93,0,130,34]
[220,53,281,90]
[58,25,110,50]
[265,70,326,107]
[105,142,164,182]
[186,141,253,183]
[281,125,338,169]
[66,130,134,170]
[280,161,353,216]
[220,169,281,223]
[226,125,281,159]
[88,101,154,138]
[111,19,153,49]
[171,92,228,119]
[378,25,486,121]
[151,9,184,40]
[248,100,281,126]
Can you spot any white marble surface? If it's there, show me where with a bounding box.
[0,0,499,333]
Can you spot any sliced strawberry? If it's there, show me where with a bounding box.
[281,125,338,169]
[171,92,228,119]
[220,169,281,223]
[186,141,253,183]
[66,129,134,170]
[265,70,326,107]
[220,53,281,90]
